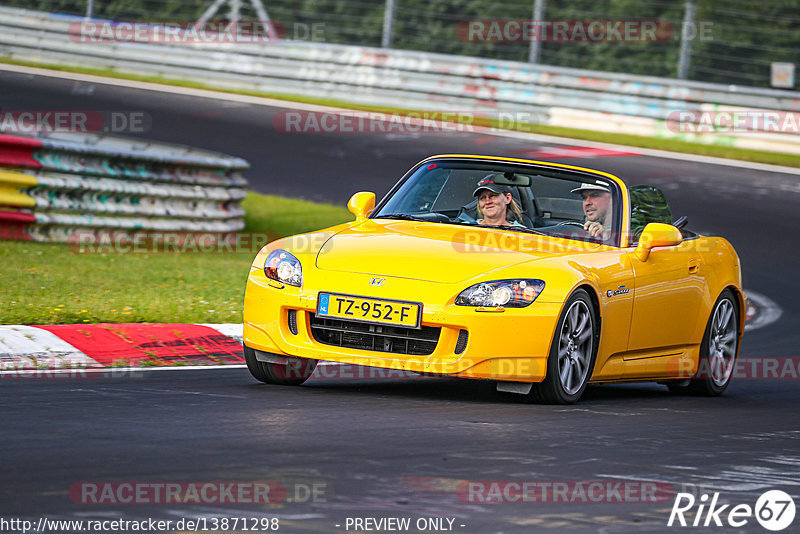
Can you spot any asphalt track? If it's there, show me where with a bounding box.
[2,68,800,533]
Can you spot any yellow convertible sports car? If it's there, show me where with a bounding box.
[243,154,744,404]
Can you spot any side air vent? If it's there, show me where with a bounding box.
[455,329,469,354]
[287,309,298,335]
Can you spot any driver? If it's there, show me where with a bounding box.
[571,183,613,241]
[473,176,525,227]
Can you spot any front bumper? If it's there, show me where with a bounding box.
[243,266,562,382]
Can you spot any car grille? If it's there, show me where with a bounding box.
[309,313,440,356]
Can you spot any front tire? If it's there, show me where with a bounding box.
[244,345,317,386]
[529,289,599,404]
[668,289,739,396]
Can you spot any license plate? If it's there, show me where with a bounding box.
[317,293,421,328]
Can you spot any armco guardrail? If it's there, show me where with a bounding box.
[1,7,800,154]
[0,132,248,242]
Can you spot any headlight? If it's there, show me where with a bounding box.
[264,249,302,287]
[455,279,545,307]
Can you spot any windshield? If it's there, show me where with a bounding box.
[373,160,621,246]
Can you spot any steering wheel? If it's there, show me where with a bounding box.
[455,207,477,224]
[554,220,594,238]
[455,200,479,224]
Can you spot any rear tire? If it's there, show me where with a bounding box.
[244,345,317,386]
[529,289,598,404]
[667,289,739,396]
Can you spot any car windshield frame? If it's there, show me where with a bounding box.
[371,157,625,247]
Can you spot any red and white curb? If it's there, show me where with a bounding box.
[0,323,244,373]
[744,290,782,332]
[512,146,640,160]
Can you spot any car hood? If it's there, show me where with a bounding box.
[315,220,600,283]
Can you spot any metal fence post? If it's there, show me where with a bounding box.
[528,0,545,64]
[382,0,396,48]
[677,0,696,79]
[85,0,94,19]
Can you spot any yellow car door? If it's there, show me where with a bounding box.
[623,238,706,378]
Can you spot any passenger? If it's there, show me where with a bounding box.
[473,176,525,227]
[571,183,613,241]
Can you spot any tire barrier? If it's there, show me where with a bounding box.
[1,7,800,154]
[0,132,248,243]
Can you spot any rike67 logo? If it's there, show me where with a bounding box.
[668,490,796,531]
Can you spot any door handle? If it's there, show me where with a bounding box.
[688,259,700,274]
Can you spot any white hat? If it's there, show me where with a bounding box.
[570,183,610,194]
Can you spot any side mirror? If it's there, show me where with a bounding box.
[634,222,682,262]
[348,191,375,221]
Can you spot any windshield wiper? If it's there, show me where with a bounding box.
[446,218,476,226]
[480,224,547,236]
[376,215,547,235]
[374,213,431,222]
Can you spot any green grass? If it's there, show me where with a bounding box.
[4,56,800,168]
[240,192,353,235]
[0,192,352,325]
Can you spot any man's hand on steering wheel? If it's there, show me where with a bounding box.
[583,221,605,238]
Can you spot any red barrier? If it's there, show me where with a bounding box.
[0,134,43,168]
[0,210,36,223]
[0,209,35,240]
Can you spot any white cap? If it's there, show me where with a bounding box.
[570,183,610,194]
